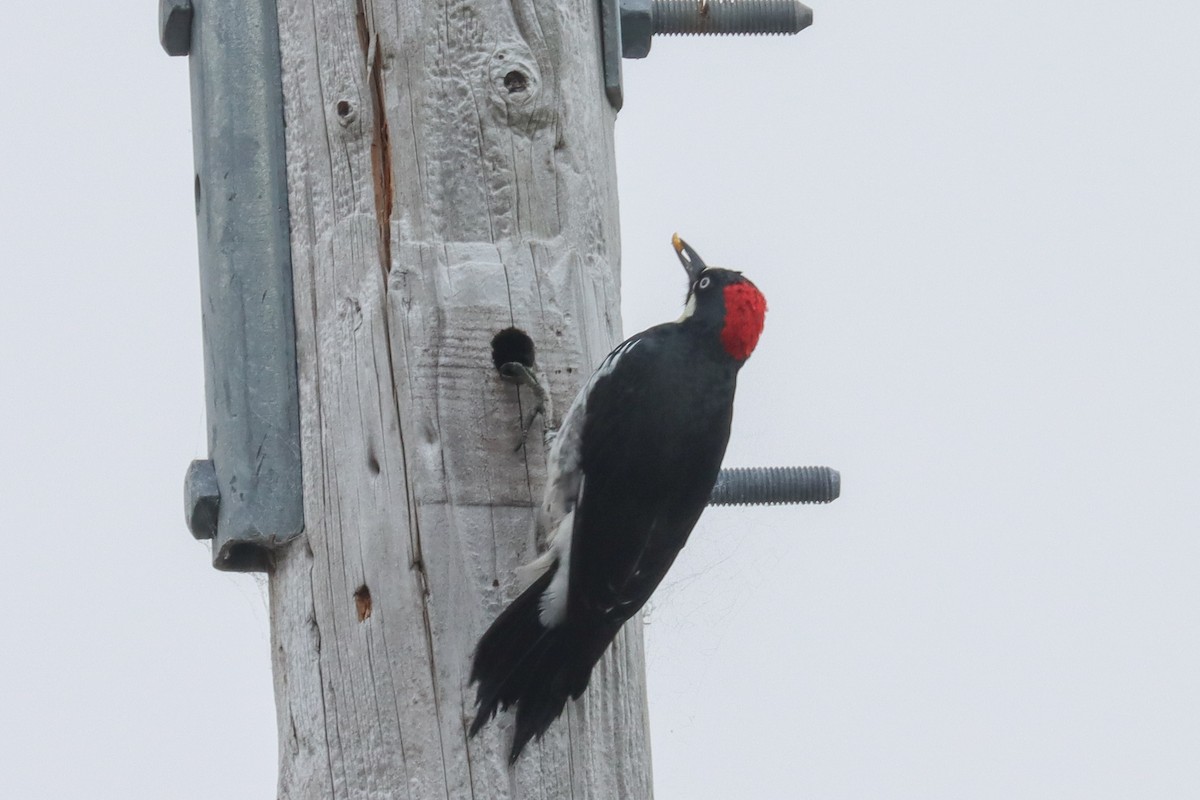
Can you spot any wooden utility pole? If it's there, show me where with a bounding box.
[168,0,818,792]
[268,0,651,796]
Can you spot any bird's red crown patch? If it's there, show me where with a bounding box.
[721,282,767,361]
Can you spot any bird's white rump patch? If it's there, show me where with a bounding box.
[536,508,575,627]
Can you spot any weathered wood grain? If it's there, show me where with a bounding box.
[269,0,653,796]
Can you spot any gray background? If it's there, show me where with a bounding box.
[1,2,1196,797]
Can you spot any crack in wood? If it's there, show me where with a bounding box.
[360,1,394,281]
[307,557,337,794]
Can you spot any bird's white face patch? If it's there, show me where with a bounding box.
[677,292,697,322]
[678,267,719,321]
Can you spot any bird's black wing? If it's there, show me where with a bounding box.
[568,325,736,624]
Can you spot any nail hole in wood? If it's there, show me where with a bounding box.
[354,585,372,622]
[336,100,351,117]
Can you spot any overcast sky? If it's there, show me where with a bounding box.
[1,2,1197,798]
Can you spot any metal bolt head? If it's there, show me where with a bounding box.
[159,0,193,57]
[184,459,221,540]
[621,0,655,59]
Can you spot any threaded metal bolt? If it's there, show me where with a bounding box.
[653,0,813,36]
[620,0,812,59]
[709,465,840,507]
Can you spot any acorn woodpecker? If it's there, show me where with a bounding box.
[469,235,768,762]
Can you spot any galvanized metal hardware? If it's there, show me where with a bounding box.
[159,0,193,56]
[161,0,304,571]
[601,0,814,108]
[643,0,812,44]
[710,465,839,506]
[601,0,627,109]
[185,459,221,539]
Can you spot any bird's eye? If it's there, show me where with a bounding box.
[698,276,711,290]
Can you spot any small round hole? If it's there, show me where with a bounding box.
[336,100,351,117]
[503,70,528,93]
[492,327,536,371]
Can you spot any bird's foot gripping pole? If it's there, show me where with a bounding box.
[490,338,842,505]
[491,328,555,452]
[498,362,554,452]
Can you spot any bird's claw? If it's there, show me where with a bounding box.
[500,361,554,453]
[513,403,546,452]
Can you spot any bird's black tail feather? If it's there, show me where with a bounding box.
[469,564,616,763]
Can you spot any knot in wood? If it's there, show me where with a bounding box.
[334,99,358,127]
[489,48,550,127]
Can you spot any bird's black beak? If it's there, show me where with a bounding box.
[672,233,707,284]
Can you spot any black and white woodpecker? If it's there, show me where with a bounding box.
[470,235,768,762]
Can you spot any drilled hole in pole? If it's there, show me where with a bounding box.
[492,327,536,372]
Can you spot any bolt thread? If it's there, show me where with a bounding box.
[709,465,840,506]
[652,0,812,35]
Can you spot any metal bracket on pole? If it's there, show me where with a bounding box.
[161,0,304,572]
[599,0,626,109]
